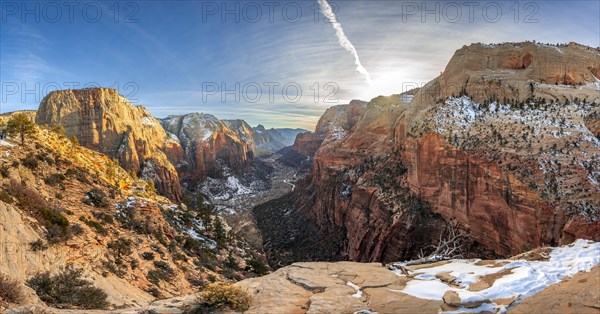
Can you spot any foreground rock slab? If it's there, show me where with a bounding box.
[236,261,443,314]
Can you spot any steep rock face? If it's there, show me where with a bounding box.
[304,95,439,262]
[401,133,558,255]
[222,119,255,151]
[291,132,322,157]
[261,42,600,264]
[291,100,367,157]
[314,100,367,144]
[161,113,254,189]
[35,88,182,201]
[437,42,600,103]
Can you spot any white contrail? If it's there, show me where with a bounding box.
[318,0,372,84]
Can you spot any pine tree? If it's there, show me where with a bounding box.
[213,218,226,247]
[5,113,35,146]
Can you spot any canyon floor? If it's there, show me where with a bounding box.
[199,151,302,251]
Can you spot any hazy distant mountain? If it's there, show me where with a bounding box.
[253,124,307,154]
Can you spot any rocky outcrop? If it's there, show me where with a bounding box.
[236,262,441,314]
[259,42,600,264]
[35,88,182,201]
[291,132,322,157]
[0,124,261,313]
[411,42,600,110]
[161,113,254,189]
[291,100,368,157]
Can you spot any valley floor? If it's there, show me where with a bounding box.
[199,152,301,250]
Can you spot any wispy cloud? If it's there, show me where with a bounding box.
[1,24,52,83]
[1,1,598,128]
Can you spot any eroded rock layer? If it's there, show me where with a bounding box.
[36,88,182,201]
[260,42,600,264]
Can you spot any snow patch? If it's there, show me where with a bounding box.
[391,239,600,313]
[225,176,252,195]
[346,281,363,298]
[141,116,156,126]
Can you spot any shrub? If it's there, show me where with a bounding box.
[146,261,174,285]
[29,239,48,251]
[70,223,84,236]
[0,190,14,204]
[92,211,113,224]
[26,268,109,309]
[141,252,155,260]
[172,252,187,262]
[0,165,9,177]
[130,259,139,270]
[103,260,126,278]
[3,180,49,211]
[153,260,173,273]
[70,135,79,146]
[44,173,66,186]
[79,217,108,235]
[65,167,90,184]
[83,188,108,208]
[107,237,133,259]
[21,154,39,170]
[146,269,170,285]
[49,124,65,136]
[0,273,24,303]
[35,153,54,165]
[184,282,251,313]
[246,256,269,276]
[225,253,238,270]
[39,208,70,243]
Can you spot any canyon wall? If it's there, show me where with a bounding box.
[270,42,600,263]
[36,88,182,201]
[161,113,254,190]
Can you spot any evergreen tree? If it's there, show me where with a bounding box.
[5,113,35,145]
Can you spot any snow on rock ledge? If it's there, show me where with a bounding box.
[391,239,600,313]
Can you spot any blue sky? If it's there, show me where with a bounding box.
[1,0,599,129]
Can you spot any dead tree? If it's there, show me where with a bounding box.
[387,221,470,275]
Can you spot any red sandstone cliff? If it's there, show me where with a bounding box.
[36,88,182,201]
[291,100,367,157]
[291,132,322,157]
[282,42,600,262]
[161,113,254,189]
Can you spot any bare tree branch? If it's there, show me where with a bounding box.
[387,221,471,274]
